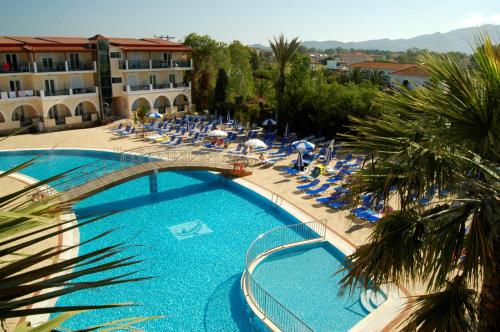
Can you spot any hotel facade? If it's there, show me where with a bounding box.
[0,35,192,133]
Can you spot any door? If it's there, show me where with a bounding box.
[128,74,138,88]
[8,80,21,98]
[69,53,80,70]
[44,79,56,96]
[5,54,18,71]
[149,74,157,86]
[163,52,171,64]
[42,57,53,71]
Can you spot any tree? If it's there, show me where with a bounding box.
[227,41,254,101]
[214,68,228,104]
[269,34,301,126]
[339,34,500,331]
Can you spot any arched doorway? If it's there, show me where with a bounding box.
[130,97,151,113]
[47,104,71,125]
[153,96,171,114]
[75,101,98,122]
[173,94,189,112]
[11,105,39,127]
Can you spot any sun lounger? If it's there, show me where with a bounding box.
[305,183,330,196]
[109,123,123,132]
[296,179,320,190]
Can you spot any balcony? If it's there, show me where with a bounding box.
[0,89,38,100]
[72,86,97,95]
[119,59,192,71]
[67,60,95,71]
[152,60,171,69]
[41,86,98,98]
[123,82,191,93]
[36,61,67,73]
[0,62,31,74]
[172,60,191,68]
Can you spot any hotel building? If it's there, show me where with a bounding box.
[0,35,192,133]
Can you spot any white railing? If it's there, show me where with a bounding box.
[244,220,327,332]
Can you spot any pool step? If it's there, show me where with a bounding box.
[360,289,387,313]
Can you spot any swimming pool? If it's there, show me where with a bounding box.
[0,149,368,331]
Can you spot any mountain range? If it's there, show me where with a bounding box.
[252,24,500,54]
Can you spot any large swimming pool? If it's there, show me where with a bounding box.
[0,149,368,331]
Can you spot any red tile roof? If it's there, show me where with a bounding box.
[349,61,415,71]
[0,35,191,52]
[391,65,431,77]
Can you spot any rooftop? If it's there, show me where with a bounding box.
[391,65,431,77]
[349,61,415,71]
[0,35,191,52]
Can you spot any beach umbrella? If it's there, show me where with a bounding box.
[296,151,304,170]
[245,139,267,149]
[173,113,177,123]
[148,112,162,119]
[262,118,277,126]
[292,140,315,152]
[284,122,289,138]
[208,129,228,138]
[188,123,193,135]
[324,146,334,164]
[329,138,336,148]
[218,115,223,126]
[226,111,231,123]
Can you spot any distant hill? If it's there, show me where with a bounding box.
[252,25,500,54]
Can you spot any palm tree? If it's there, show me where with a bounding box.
[364,69,388,86]
[269,34,301,126]
[339,34,500,331]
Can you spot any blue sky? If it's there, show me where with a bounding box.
[1,0,499,44]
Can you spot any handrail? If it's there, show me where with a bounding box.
[244,220,327,332]
[23,146,243,204]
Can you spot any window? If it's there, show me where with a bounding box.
[111,77,123,84]
[110,52,122,59]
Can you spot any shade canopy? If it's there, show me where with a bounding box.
[262,118,277,126]
[208,129,228,137]
[292,140,315,152]
[148,112,162,119]
[245,139,267,149]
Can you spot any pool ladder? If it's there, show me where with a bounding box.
[271,193,283,206]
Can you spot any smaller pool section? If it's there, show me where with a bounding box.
[252,242,369,331]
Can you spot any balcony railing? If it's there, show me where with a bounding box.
[0,62,31,74]
[0,90,36,99]
[172,82,190,88]
[152,83,170,90]
[72,86,97,95]
[36,61,67,73]
[129,84,151,92]
[44,89,70,96]
[172,60,191,68]
[68,60,94,71]
[151,60,171,69]
[127,60,150,69]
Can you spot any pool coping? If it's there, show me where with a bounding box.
[1,147,409,331]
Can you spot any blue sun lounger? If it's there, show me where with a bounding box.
[296,179,320,190]
[305,183,330,196]
[329,201,348,209]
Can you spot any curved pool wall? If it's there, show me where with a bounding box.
[0,149,372,331]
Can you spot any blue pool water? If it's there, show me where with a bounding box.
[253,242,368,331]
[0,149,367,331]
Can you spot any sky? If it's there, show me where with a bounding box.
[1,0,499,44]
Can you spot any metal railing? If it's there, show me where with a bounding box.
[68,60,94,71]
[172,60,191,68]
[127,60,150,69]
[44,89,70,97]
[244,220,327,332]
[152,60,171,69]
[72,86,96,95]
[153,83,170,90]
[0,62,31,74]
[129,84,151,91]
[24,146,241,204]
[36,61,66,72]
